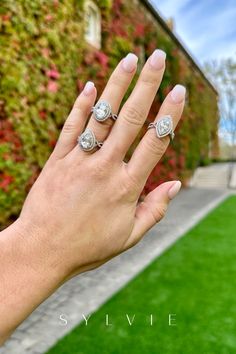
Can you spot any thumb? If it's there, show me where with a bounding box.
[124,180,181,249]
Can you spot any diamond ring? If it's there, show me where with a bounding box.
[147,115,175,140]
[78,128,103,152]
[92,100,118,122]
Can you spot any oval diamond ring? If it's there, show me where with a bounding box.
[92,100,118,122]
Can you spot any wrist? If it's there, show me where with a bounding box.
[0,218,66,340]
[13,217,67,284]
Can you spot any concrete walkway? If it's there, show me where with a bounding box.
[229,163,236,188]
[0,187,229,354]
[190,162,236,189]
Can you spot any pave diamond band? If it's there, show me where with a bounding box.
[78,128,103,152]
[148,115,175,140]
[78,115,174,153]
[92,100,118,122]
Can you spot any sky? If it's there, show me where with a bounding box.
[150,0,236,66]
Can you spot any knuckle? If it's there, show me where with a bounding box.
[109,75,127,89]
[88,155,112,178]
[62,121,77,134]
[122,104,145,127]
[118,166,140,201]
[141,201,167,224]
[119,179,139,202]
[144,132,169,156]
[140,72,158,87]
[156,204,167,222]
[153,203,167,222]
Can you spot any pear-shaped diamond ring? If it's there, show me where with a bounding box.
[92,100,118,122]
[78,128,103,152]
[148,115,175,140]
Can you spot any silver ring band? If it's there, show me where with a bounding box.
[92,100,117,122]
[78,128,103,152]
[148,115,175,140]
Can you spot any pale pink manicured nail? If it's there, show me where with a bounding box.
[168,181,182,200]
[170,85,186,103]
[83,81,95,96]
[122,53,138,73]
[149,49,166,70]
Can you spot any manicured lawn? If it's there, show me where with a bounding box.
[47,196,236,354]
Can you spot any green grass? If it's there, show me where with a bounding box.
[47,196,236,354]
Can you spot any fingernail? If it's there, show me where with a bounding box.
[168,181,182,200]
[83,81,95,96]
[122,53,138,73]
[149,49,166,70]
[170,85,186,103]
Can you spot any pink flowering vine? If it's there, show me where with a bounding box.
[47,81,58,93]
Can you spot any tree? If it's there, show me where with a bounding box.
[205,58,236,160]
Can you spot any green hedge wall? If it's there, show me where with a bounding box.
[0,0,218,227]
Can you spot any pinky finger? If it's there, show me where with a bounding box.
[123,180,181,249]
[52,81,97,159]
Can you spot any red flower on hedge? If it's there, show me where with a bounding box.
[110,19,127,36]
[45,14,53,22]
[47,81,58,93]
[168,158,176,168]
[39,111,47,120]
[178,155,185,168]
[135,24,145,37]
[166,171,177,180]
[0,174,14,191]
[46,68,60,80]
[49,139,57,148]
[95,51,109,68]
[1,14,11,22]
[77,79,84,92]
[112,0,123,17]
[0,120,22,150]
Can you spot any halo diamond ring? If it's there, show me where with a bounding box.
[92,100,118,122]
[78,129,103,152]
[148,115,175,140]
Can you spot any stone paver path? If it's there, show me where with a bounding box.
[0,187,229,354]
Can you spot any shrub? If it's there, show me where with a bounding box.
[0,0,218,227]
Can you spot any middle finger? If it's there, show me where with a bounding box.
[103,49,166,160]
[85,53,138,147]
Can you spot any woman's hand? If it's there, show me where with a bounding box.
[19,50,185,279]
[0,50,185,342]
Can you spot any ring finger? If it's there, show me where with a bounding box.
[127,84,186,187]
